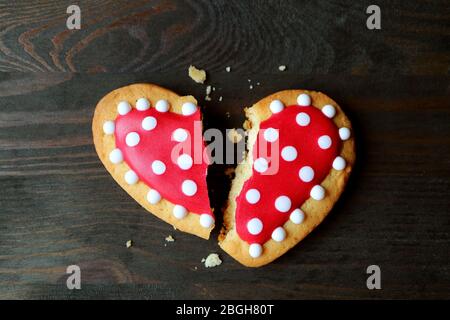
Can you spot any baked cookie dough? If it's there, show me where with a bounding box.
[219,90,355,267]
[92,83,214,239]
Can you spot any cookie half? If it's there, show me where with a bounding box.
[92,83,214,239]
[219,90,355,267]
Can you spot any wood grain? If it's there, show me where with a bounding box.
[0,0,449,299]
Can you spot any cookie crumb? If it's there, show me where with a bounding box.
[219,96,223,102]
[188,65,206,84]
[202,253,222,268]
[173,226,177,230]
[227,129,243,143]
[206,85,212,95]
[225,66,231,72]
[205,95,212,101]
[126,240,133,248]
[257,82,260,86]
[165,235,175,242]
[212,86,216,91]
[249,85,253,90]
[278,65,287,71]
[224,167,235,179]
[248,79,251,82]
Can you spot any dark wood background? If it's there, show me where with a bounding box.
[0,0,449,299]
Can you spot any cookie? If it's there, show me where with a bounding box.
[219,90,355,267]
[92,83,214,239]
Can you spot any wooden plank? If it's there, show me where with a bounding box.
[0,0,449,299]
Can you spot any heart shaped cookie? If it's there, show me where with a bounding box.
[92,83,214,239]
[219,90,355,267]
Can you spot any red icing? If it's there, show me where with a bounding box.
[115,107,212,216]
[235,105,341,244]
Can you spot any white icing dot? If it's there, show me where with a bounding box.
[172,128,188,142]
[275,195,292,213]
[333,156,346,170]
[146,189,161,204]
[117,101,131,115]
[322,104,336,118]
[269,99,284,113]
[155,99,170,112]
[310,185,325,200]
[247,218,263,235]
[125,132,140,147]
[136,97,150,111]
[124,170,139,185]
[299,166,315,182]
[181,179,197,196]
[296,112,310,126]
[200,214,214,228]
[173,205,187,219]
[339,127,351,141]
[281,146,297,161]
[142,116,157,131]
[245,189,261,204]
[318,135,332,149]
[103,121,115,134]
[109,148,123,164]
[271,227,286,242]
[254,158,269,173]
[249,243,262,258]
[177,154,193,170]
[182,102,197,116]
[263,128,279,142]
[297,93,311,106]
[151,160,166,175]
[290,208,305,224]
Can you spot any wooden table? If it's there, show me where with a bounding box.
[0,0,449,299]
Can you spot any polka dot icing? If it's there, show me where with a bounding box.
[125,132,140,147]
[109,148,123,164]
[254,158,269,173]
[124,170,139,185]
[151,160,166,175]
[271,227,286,242]
[281,146,297,162]
[142,116,157,131]
[296,112,310,126]
[299,166,314,182]
[339,127,351,140]
[269,99,284,113]
[177,154,193,170]
[332,156,346,170]
[117,101,131,115]
[249,243,262,258]
[136,98,150,111]
[155,99,169,112]
[297,93,311,106]
[247,218,263,235]
[290,209,305,224]
[310,185,325,200]
[172,128,188,142]
[113,99,213,221]
[318,135,332,149]
[200,214,214,228]
[173,205,187,219]
[275,196,291,213]
[245,189,261,204]
[321,104,336,118]
[103,121,115,134]
[234,103,341,245]
[181,179,197,196]
[146,189,161,204]
[182,102,197,116]
[263,128,279,142]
